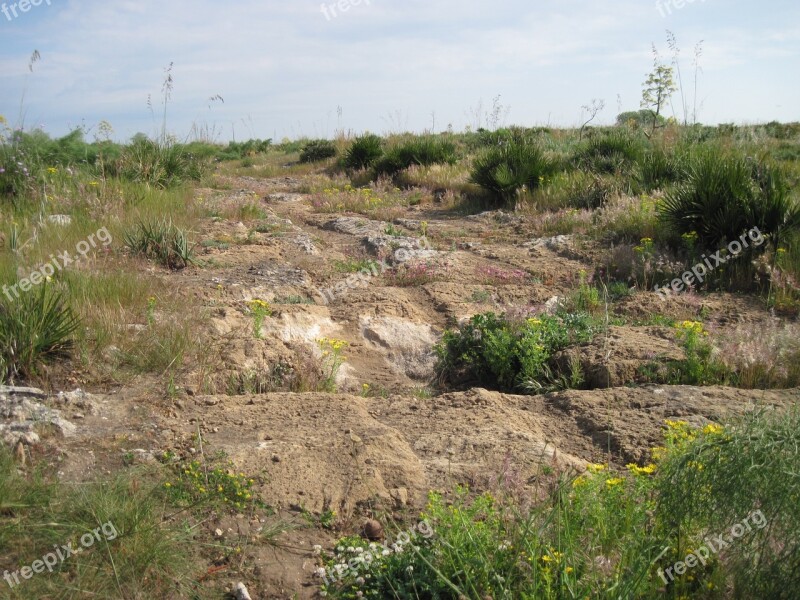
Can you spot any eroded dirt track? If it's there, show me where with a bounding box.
[47,174,799,598]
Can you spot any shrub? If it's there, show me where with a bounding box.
[299,139,337,163]
[0,283,80,383]
[373,137,457,177]
[342,133,383,170]
[435,311,597,393]
[119,138,209,188]
[635,145,689,191]
[659,149,800,252]
[572,130,646,175]
[616,109,667,129]
[216,138,272,161]
[123,219,196,269]
[470,139,556,206]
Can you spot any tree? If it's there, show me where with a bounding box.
[578,98,605,141]
[641,45,677,136]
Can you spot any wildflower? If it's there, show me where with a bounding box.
[565,566,574,574]
[89,181,99,187]
[586,463,607,473]
[47,167,57,174]
[164,482,171,488]
[605,477,625,488]
[702,423,724,435]
[312,545,322,555]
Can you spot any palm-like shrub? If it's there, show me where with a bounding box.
[343,134,383,170]
[573,130,645,174]
[636,146,689,191]
[373,137,457,176]
[659,149,800,250]
[299,139,337,163]
[470,140,555,206]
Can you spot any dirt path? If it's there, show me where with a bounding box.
[27,172,799,598]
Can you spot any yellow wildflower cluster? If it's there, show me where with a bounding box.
[626,463,657,476]
[676,320,709,337]
[247,298,272,313]
[605,477,625,488]
[586,463,607,473]
[164,458,258,511]
[318,337,349,352]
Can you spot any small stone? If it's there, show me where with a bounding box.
[271,454,280,463]
[362,519,383,541]
[214,528,224,538]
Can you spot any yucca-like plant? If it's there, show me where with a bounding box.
[0,283,80,382]
[470,140,555,206]
[124,219,197,270]
[120,138,209,188]
[635,146,689,191]
[659,149,800,251]
[342,134,383,170]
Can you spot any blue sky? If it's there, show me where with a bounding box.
[0,0,798,142]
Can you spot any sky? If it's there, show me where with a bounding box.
[0,0,798,143]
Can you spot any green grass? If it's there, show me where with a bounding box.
[0,448,203,599]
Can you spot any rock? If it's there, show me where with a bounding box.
[362,519,384,541]
[127,449,157,465]
[234,582,253,600]
[551,326,684,389]
[360,316,439,380]
[14,440,25,465]
[214,528,224,538]
[390,487,409,507]
[1,386,79,447]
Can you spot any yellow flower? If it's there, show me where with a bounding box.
[586,463,607,473]
[164,482,172,488]
[703,423,724,435]
[89,181,99,187]
[47,167,57,174]
[605,477,625,488]
[527,318,543,327]
[777,248,787,254]
[541,555,552,562]
[565,566,574,574]
[626,463,657,476]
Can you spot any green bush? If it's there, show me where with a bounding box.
[123,219,197,269]
[373,137,457,176]
[659,148,800,251]
[616,109,667,129]
[0,283,80,383]
[435,311,597,393]
[216,138,272,161]
[342,134,383,170]
[635,145,689,191]
[119,138,209,188]
[573,130,646,175]
[470,139,556,206]
[299,139,338,163]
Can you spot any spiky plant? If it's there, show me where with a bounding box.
[470,140,555,206]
